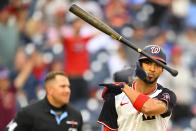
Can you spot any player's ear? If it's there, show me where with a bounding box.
[161,66,164,72]
[159,67,164,76]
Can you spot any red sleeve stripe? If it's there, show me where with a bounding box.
[103,126,112,131]
[139,56,166,64]
[97,120,118,131]
[102,87,108,100]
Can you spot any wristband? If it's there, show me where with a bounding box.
[133,94,150,112]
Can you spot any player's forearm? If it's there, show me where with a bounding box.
[122,84,167,115]
[141,99,167,115]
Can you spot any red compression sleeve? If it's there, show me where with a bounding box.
[133,94,150,112]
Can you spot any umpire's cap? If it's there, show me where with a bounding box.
[138,45,166,64]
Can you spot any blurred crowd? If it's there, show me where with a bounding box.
[1,0,196,131]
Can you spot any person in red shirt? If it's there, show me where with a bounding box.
[63,18,92,102]
[64,34,91,76]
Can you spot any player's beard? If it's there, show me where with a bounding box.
[144,76,158,84]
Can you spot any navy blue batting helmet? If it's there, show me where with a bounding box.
[138,45,166,64]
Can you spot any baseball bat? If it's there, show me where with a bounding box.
[69,4,178,76]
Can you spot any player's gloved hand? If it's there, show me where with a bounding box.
[135,62,147,81]
[99,82,125,100]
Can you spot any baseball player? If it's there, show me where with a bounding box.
[97,45,177,131]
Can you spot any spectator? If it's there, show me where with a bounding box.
[147,0,172,27]
[108,46,129,78]
[122,22,148,65]
[0,6,20,69]
[0,68,16,131]
[0,0,8,11]
[104,0,131,32]
[10,48,39,107]
[46,7,73,46]
[152,30,174,63]
[74,0,103,19]
[63,18,93,103]
[177,27,196,69]
[186,1,196,28]
[170,0,190,31]
[86,33,121,86]
[24,17,47,49]
[35,0,69,25]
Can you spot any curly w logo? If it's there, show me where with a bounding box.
[151,46,160,54]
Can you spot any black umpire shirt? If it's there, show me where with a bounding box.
[4,97,83,131]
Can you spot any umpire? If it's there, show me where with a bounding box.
[5,71,83,131]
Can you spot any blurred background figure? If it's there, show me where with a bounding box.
[146,0,172,27]
[158,45,195,130]
[104,0,131,31]
[74,0,103,19]
[63,17,92,103]
[152,30,174,63]
[9,48,39,108]
[0,5,20,69]
[0,68,17,131]
[122,21,149,65]
[177,27,196,70]
[170,0,190,32]
[35,0,69,26]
